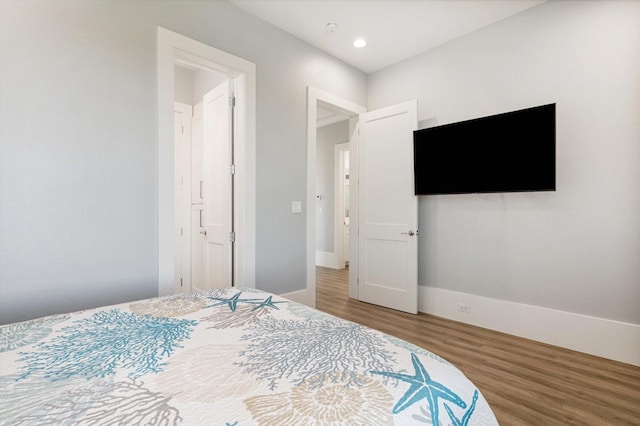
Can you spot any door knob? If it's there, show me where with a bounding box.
[200,229,207,236]
[401,230,415,236]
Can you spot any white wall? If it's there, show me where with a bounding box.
[315,120,349,253]
[0,0,367,324]
[368,0,640,325]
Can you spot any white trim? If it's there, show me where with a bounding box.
[307,87,366,308]
[347,118,359,300]
[157,27,256,296]
[315,251,341,269]
[280,288,315,307]
[317,113,349,128]
[419,286,640,366]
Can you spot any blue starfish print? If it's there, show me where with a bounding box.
[444,389,478,426]
[206,292,261,312]
[248,296,286,311]
[371,353,466,426]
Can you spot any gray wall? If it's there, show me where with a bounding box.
[316,120,349,252]
[0,0,367,324]
[368,0,640,324]
[174,66,227,106]
[174,66,194,105]
[192,68,227,102]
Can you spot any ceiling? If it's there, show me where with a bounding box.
[229,0,545,74]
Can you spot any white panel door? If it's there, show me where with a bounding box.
[358,100,418,314]
[202,80,233,289]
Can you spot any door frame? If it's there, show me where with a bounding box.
[302,87,366,307]
[157,27,256,296]
[174,101,193,293]
[334,142,350,269]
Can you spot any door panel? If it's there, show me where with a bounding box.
[202,80,233,289]
[358,100,418,314]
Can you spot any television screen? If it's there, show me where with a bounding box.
[413,103,555,195]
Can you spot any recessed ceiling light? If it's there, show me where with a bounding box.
[326,22,337,33]
[353,38,367,48]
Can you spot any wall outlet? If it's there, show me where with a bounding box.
[457,303,470,313]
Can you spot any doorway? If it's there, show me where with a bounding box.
[304,87,366,308]
[314,113,349,270]
[157,27,256,296]
[306,88,419,315]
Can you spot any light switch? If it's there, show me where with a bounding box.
[291,201,302,214]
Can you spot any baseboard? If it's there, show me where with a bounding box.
[315,251,341,269]
[419,286,640,366]
[280,287,315,308]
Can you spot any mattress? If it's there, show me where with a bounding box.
[0,288,498,425]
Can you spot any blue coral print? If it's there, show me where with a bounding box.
[18,309,197,381]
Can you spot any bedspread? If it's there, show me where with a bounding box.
[0,288,498,425]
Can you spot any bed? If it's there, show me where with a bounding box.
[0,288,498,425]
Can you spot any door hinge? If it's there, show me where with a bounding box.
[181,125,184,134]
[180,227,183,236]
[229,96,236,107]
[229,231,236,242]
[229,164,236,175]
[180,278,183,288]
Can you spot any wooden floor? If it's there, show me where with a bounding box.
[315,266,640,425]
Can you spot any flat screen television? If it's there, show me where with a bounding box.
[413,103,556,195]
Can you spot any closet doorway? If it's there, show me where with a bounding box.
[174,66,234,293]
[157,27,256,297]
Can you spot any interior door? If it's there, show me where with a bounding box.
[202,80,233,289]
[358,100,418,314]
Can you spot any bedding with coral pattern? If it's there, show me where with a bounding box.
[0,288,498,425]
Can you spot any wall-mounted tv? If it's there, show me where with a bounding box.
[413,103,556,195]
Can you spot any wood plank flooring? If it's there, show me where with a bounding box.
[315,266,640,425]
